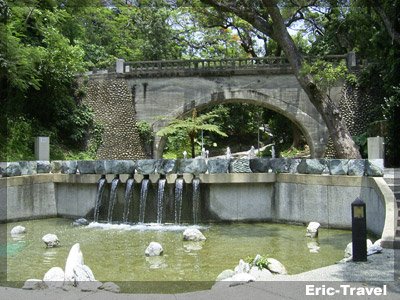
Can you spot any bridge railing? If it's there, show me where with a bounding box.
[111,54,351,77]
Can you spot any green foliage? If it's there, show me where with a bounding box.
[245,254,270,270]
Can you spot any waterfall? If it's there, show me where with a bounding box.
[107,175,120,223]
[192,178,201,224]
[123,177,135,223]
[156,178,166,224]
[94,176,107,222]
[174,178,184,224]
[139,178,149,223]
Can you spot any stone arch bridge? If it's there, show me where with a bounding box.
[83,55,354,159]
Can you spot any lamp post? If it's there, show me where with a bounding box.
[351,197,367,262]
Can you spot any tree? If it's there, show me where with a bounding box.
[196,0,361,158]
[156,109,227,158]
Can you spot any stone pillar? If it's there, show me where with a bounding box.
[347,51,357,68]
[368,137,384,159]
[35,136,50,160]
[116,59,125,74]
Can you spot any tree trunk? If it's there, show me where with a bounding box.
[264,1,361,158]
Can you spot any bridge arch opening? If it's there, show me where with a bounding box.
[156,99,310,159]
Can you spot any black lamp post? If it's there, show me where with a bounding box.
[351,197,367,262]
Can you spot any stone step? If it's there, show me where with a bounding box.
[383,178,400,186]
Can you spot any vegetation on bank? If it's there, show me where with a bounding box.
[1,0,399,165]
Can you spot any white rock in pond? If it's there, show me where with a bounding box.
[42,234,60,248]
[222,273,255,282]
[22,279,47,290]
[145,242,163,256]
[43,267,64,288]
[306,222,320,238]
[266,258,287,275]
[72,218,89,226]
[65,243,96,284]
[249,266,272,281]
[10,225,26,236]
[183,228,206,241]
[99,282,121,293]
[234,259,251,274]
[344,239,374,258]
[216,269,235,281]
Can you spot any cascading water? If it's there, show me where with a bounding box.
[156,178,166,224]
[94,175,107,222]
[192,178,201,224]
[139,178,150,223]
[174,178,184,224]
[123,177,135,223]
[107,175,120,223]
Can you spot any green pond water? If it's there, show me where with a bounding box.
[1,218,358,293]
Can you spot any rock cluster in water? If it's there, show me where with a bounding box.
[22,243,120,293]
[339,239,383,263]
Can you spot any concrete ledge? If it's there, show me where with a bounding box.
[199,173,276,184]
[276,173,371,187]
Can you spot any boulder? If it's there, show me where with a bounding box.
[37,161,51,173]
[347,159,365,176]
[42,234,60,248]
[266,258,287,275]
[344,239,374,258]
[234,259,251,274]
[270,158,290,173]
[99,282,121,293]
[77,161,96,174]
[4,162,21,177]
[207,159,230,174]
[22,279,47,290]
[19,161,37,175]
[249,266,272,280]
[72,218,89,226]
[156,159,177,175]
[50,160,63,174]
[65,243,96,284]
[183,228,206,241]
[229,159,252,173]
[216,269,235,281]
[61,161,78,174]
[297,159,326,174]
[365,160,383,177]
[136,159,157,174]
[110,160,135,174]
[145,242,163,256]
[10,225,26,236]
[306,222,321,238]
[178,158,208,175]
[43,267,64,288]
[79,281,103,292]
[221,273,255,283]
[249,158,270,173]
[288,159,301,174]
[328,159,349,175]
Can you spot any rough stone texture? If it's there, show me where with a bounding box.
[183,228,206,241]
[82,78,146,159]
[207,159,230,174]
[77,161,96,174]
[178,159,207,175]
[4,162,21,177]
[99,282,121,293]
[65,243,95,283]
[43,267,64,288]
[42,234,60,248]
[20,161,37,175]
[249,158,270,173]
[136,159,157,174]
[94,160,109,174]
[156,159,177,174]
[61,161,78,174]
[270,158,290,173]
[72,218,89,226]
[110,160,135,174]
[50,161,62,174]
[22,279,47,290]
[10,225,26,236]
[288,159,301,174]
[37,161,51,174]
[229,159,252,173]
[306,222,320,238]
[145,242,164,256]
[297,159,326,174]
[234,259,251,274]
[365,160,383,177]
[328,159,349,175]
[348,159,366,176]
[249,267,273,280]
[267,258,287,275]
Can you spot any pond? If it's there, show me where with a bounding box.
[2,218,356,293]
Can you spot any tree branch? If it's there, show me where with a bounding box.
[372,0,400,45]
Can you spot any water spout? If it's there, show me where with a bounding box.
[107,175,120,223]
[174,177,184,224]
[94,175,107,222]
[123,176,134,223]
[156,178,166,224]
[139,178,150,223]
[192,178,201,224]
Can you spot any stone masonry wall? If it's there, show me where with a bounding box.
[83,77,146,159]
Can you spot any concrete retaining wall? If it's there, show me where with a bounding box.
[0,171,395,247]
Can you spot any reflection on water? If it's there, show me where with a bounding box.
[2,218,363,293]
